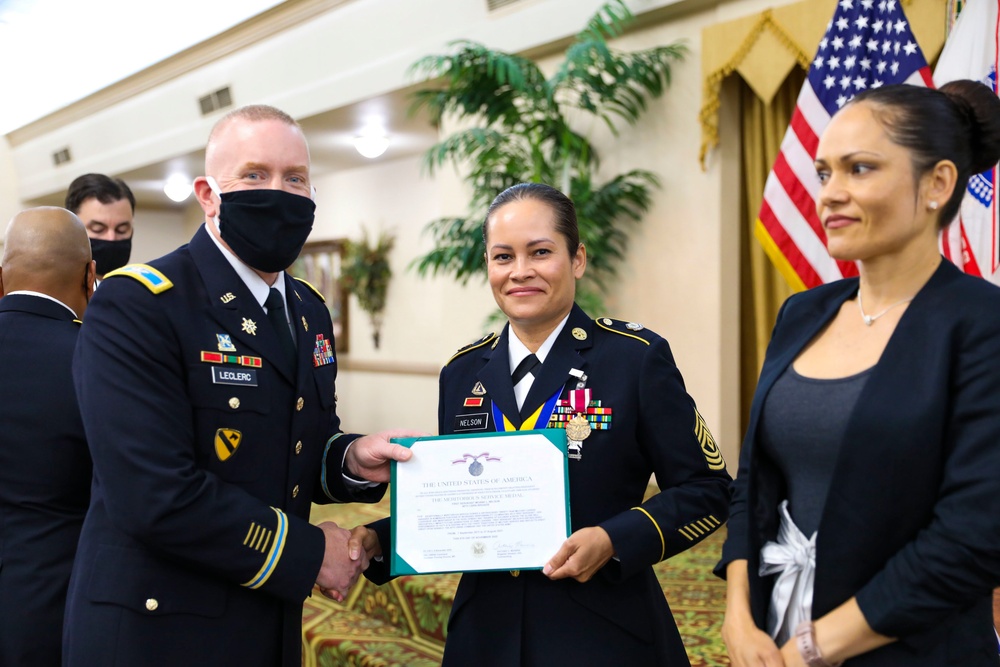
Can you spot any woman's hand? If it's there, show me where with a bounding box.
[722,610,786,667]
[723,559,786,667]
[347,525,382,562]
[543,526,614,582]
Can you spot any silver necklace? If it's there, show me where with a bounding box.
[857,290,914,326]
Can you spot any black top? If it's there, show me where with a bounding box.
[759,364,872,536]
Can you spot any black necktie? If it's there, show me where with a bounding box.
[264,287,296,368]
[511,354,540,385]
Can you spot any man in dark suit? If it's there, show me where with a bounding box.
[0,207,96,666]
[63,104,414,667]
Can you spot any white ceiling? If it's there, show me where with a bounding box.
[4,0,439,209]
[0,0,285,135]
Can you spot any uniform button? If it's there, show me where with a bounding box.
[292,485,300,498]
[146,598,159,611]
[510,570,520,578]
[228,397,240,409]
[295,441,303,455]
[296,397,304,411]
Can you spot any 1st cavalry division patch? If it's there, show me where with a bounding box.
[215,428,242,462]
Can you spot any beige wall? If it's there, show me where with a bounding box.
[0,137,22,241]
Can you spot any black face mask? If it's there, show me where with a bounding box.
[90,237,132,276]
[217,189,315,273]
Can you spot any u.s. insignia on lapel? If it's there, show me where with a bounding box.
[220,292,236,304]
[313,334,335,367]
[217,334,237,352]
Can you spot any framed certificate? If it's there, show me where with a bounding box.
[390,429,571,575]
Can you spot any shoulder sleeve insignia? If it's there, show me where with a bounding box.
[103,264,173,294]
[694,408,726,470]
[446,332,497,366]
[293,277,325,303]
[594,317,651,345]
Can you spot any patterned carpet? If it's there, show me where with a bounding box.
[304,487,729,666]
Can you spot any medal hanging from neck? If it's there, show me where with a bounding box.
[565,370,591,460]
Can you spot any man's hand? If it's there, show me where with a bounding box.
[344,429,425,483]
[315,521,369,601]
[542,526,614,583]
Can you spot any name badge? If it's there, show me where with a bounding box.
[453,412,488,432]
[211,366,258,387]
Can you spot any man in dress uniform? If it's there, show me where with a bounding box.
[0,207,96,666]
[63,105,414,666]
[65,173,136,281]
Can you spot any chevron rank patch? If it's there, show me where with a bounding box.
[215,428,242,462]
[694,408,725,470]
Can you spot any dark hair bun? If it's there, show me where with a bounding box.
[940,79,1000,174]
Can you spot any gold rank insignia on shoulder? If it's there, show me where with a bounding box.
[103,264,173,294]
[447,332,497,366]
[293,277,325,303]
[595,317,651,346]
[694,408,725,470]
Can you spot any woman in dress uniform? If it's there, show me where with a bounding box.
[719,80,1000,667]
[363,182,731,666]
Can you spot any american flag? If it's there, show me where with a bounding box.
[756,0,933,291]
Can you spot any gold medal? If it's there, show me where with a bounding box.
[565,413,591,460]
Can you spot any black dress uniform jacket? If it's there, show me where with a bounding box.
[63,225,384,667]
[368,304,731,666]
[719,259,1000,666]
[0,295,90,667]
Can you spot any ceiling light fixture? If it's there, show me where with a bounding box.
[354,133,389,159]
[163,174,192,202]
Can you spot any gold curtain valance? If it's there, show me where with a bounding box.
[699,0,947,169]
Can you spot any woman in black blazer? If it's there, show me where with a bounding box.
[361,182,731,666]
[719,81,1000,667]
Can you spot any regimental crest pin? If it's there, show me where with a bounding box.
[215,428,242,461]
[217,334,237,352]
[471,381,487,396]
[241,318,258,336]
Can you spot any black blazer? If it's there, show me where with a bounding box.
[0,295,89,667]
[370,304,731,666]
[63,226,383,667]
[719,260,1000,666]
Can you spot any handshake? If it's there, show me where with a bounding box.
[314,521,381,601]
[312,428,417,601]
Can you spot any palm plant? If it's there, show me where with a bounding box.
[410,0,686,313]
